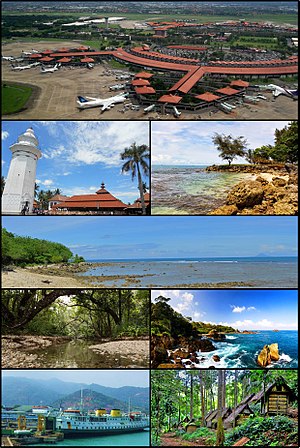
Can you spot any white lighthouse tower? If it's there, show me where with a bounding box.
[2,127,42,214]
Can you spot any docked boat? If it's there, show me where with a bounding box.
[55,408,149,437]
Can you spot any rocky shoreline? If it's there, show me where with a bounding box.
[207,164,298,215]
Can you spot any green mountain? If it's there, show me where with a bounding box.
[51,389,128,412]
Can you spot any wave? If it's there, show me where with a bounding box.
[279,353,292,362]
[191,342,243,368]
[226,335,238,340]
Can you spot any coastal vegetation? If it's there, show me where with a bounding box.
[2,289,150,368]
[2,228,79,267]
[212,121,298,166]
[151,295,237,368]
[151,370,298,446]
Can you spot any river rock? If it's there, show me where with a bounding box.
[207,330,226,340]
[212,355,221,362]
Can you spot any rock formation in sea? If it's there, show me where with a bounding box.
[257,343,280,367]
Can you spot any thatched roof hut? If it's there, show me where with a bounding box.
[223,394,255,429]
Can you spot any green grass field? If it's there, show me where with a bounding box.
[2,83,32,114]
[2,11,298,25]
[230,36,280,50]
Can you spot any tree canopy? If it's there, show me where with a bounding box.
[212,133,248,166]
[2,228,74,266]
[2,289,150,339]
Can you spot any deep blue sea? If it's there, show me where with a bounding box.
[186,330,298,369]
[80,257,298,288]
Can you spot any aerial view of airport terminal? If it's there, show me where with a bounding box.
[1,1,298,120]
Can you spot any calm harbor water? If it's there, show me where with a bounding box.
[30,431,150,446]
[79,257,298,288]
[189,330,298,369]
[151,165,255,214]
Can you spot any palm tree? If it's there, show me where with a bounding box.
[34,182,39,199]
[120,142,149,215]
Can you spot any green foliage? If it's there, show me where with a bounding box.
[225,415,298,446]
[253,121,298,164]
[70,254,85,263]
[182,427,216,444]
[212,133,248,166]
[2,228,73,266]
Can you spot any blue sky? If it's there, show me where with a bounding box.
[2,121,149,204]
[151,290,298,330]
[151,121,290,165]
[2,370,149,388]
[2,216,297,260]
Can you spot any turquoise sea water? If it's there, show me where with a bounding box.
[30,430,150,446]
[151,165,255,214]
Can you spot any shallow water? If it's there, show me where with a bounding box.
[186,330,298,369]
[151,165,254,214]
[78,257,298,288]
[26,340,148,368]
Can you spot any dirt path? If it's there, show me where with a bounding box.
[161,432,207,446]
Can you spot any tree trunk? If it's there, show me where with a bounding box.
[137,164,146,215]
[190,373,194,420]
[199,371,205,426]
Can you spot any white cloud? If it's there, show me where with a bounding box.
[36,179,54,187]
[2,131,9,140]
[42,122,149,167]
[231,305,256,313]
[231,305,246,313]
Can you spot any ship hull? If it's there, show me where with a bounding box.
[62,427,149,438]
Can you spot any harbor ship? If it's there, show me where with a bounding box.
[55,408,149,437]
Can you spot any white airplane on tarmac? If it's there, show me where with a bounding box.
[2,55,15,61]
[173,106,182,117]
[259,84,298,99]
[11,62,40,70]
[109,84,126,91]
[40,63,61,73]
[143,104,155,114]
[77,92,129,112]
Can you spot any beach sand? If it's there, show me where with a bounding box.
[1,267,86,288]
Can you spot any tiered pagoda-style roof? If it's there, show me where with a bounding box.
[52,183,127,211]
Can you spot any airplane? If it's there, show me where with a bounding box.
[76,92,129,112]
[11,62,40,70]
[256,94,267,100]
[2,55,15,61]
[222,101,236,109]
[87,63,94,69]
[116,74,131,80]
[40,63,61,73]
[267,84,298,99]
[109,84,126,91]
[173,106,181,117]
[143,104,155,114]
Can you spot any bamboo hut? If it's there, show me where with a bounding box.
[205,407,232,429]
[250,377,296,415]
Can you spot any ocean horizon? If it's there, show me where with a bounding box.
[86,256,297,263]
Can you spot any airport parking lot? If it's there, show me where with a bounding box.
[2,40,298,120]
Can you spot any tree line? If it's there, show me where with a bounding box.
[2,228,83,267]
[2,289,150,339]
[212,121,297,166]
